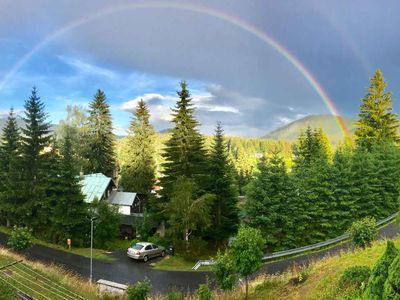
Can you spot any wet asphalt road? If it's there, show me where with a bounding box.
[0,221,397,293]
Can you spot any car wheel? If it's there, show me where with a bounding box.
[161,251,165,257]
[143,255,149,262]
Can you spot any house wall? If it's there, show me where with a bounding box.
[118,205,131,216]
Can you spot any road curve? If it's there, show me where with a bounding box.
[0,221,397,294]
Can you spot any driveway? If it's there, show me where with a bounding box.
[0,221,397,294]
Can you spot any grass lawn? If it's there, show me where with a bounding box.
[0,247,97,300]
[152,255,212,272]
[0,226,115,262]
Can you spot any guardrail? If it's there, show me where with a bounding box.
[192,212,398,270]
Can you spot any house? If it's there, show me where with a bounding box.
[79,173,115,203]
[108,191,147,216]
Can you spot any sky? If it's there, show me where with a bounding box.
[0,0,400,136]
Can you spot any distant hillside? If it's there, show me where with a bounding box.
[265,114,357,144]
[0,116,58,133]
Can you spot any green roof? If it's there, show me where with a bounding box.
[79,173,113,203]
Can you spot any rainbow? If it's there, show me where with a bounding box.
[0,1,350,138]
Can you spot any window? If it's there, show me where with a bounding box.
[145,245,152,250]
[152,244,158,249]
[132,244,144,250]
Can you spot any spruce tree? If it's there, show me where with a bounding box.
[86,90,115,177]
[159,81,208,207]
[207,122,239,244]
[245,152,297,251]
[355,70,399,150]
[364,241,398,299]
[20,88,51,231]
[330,143,355,234]
[47,133,89,245]
[0,108,23,226]
[119,99,156,193]
[383,253,400,300]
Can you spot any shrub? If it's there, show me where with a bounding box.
[383,254,400,299]
[7,226,32,251]
[347,217,376,248]
[126,278,151,300]
[197,284,212,300]
[364,241,398,299]
[213,250,236,290]
[338,265,370,291]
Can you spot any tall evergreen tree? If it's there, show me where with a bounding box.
[119,99,156,193]
[291,127,335,244]
[355,70,399,150]
[20,88,51,231]
[47,133,89,245]
[245,152,297,251]
[0,108,23,226]
[86,90,115,177]
[159,81,208,208]
[207,122,239,244]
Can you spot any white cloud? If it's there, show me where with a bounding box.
[58,56,117,79]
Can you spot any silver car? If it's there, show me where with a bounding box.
[127,242,166,262]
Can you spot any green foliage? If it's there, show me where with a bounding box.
[119,99,156,193]
[338,265,370,291]
[91,199,120,248]
[355,70,399,150]
[245,152,296,251]
[159,81,208,217]
[348,217,376,248]
[207,123,239,243]
[20,87,52,232]
[126,278,152,300]
[364,241,398,299]
[0,108,22,227]
[166,177,214,249]
[7,226,32,251]
[0,280,17,300]
[213,250,236,290]
[197,284,212,300]
[229,226,265,299]
[85,90,115,177]
[383,254,400,299]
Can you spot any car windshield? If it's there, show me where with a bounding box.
[132,244,144,250]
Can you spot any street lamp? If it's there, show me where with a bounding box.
[90,216,97,283]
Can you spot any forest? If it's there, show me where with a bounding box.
[0,69,399,257]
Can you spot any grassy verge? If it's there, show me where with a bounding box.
[0,226,115,262]
[151,255,212,272]
[0,247,98,300]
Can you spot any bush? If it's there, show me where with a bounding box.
[347,217,376,248]
[7,226,32,251]
[148,234,169,248]
[383,254,400,299]
[338,265,370,291]
[213,250,236,290]
[197,284,212,300]
[126,278,151,300]
[364,241,398,299]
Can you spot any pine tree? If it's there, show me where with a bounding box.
[0,108,23,226]
[383,253,400,300]
[355,70,399,150]
[86,90,115,177]
[47,133,89,245]
[119,99,156,193]
[330,143,355,234]
[245,152,297,251]
[291,127,335,244]
[207,122,239,244]
[20,88,51,231]
[159,81,208,207]
[364,241,398,299]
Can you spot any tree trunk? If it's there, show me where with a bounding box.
[185,228,189,252]
[245,275,248,300]
[6,219,10,227]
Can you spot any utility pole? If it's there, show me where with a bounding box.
[90,216,97,283]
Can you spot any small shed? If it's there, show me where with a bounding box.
[108,191,146,215]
